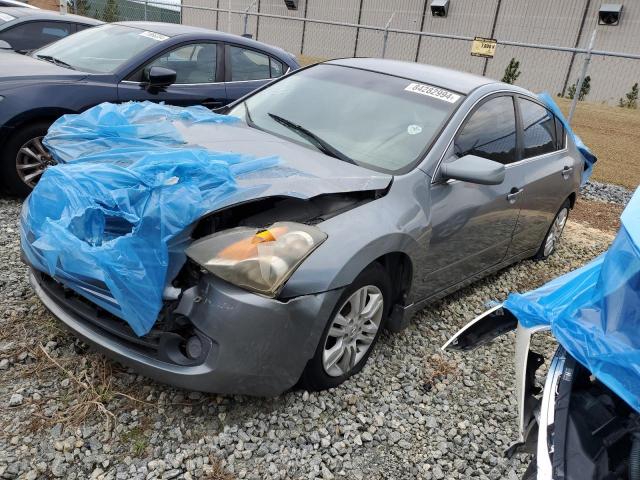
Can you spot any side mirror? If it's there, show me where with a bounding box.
[0,40,13,50]
[440,154,506,185]
[146,66,176,90]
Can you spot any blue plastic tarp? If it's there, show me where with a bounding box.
[504,187,640,412]
[22,102,279,336]
[538,92,597,185]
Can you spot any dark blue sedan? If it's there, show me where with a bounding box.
[0,21,299,195]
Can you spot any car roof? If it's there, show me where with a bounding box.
[0,0,39,8]
[0,6,102,24]
[327,58,498,95]
[114,21,295,61]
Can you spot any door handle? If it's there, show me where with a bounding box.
[562,166,574,179]
[507,188,523,204]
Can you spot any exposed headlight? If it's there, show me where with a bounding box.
[186,221,327,296]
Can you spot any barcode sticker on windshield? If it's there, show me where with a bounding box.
[139,31,169,41]
[405,83,461,103]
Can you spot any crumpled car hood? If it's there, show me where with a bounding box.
[23,101,391,337]
[175,120,392,201]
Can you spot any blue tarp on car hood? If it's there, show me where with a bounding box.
[22,102,280,336]
[504,187,640,412]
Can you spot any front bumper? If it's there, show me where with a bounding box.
[30,269,343,396]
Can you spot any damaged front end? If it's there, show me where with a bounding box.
[22,101,390,395]
[445,187,640,479]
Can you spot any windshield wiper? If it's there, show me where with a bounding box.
[36,54,75,70]
[267,113,355,164]
[244,102,258,129]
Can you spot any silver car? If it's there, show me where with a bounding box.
[27,58,581,395]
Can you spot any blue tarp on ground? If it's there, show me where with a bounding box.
[504,187,640,413]
[22,102,279,336]
[538,92,597,185]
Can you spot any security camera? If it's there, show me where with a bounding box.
[284,0,299,10]
[599,4,622,25]
[430,0,449,17]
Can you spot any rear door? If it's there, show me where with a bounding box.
[417,94,524,297]
[224,44,287,102]
[117,42,227,109]
[507,96,577,256]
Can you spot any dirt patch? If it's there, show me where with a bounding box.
[570,197,623,233]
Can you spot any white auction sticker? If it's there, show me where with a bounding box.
[139,31,169,41]
[0,13,15,22]
[405,83,461,103]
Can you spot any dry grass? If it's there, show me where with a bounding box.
[297,54,327,66]
[202,457,236,480]
[28,345,150,431]
[423,353,459,390]
[555,98,640,190]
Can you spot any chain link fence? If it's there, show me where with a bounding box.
[69,0,640,106]
[179,0,640,106]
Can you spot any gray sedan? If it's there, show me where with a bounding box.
[28,58,581,395]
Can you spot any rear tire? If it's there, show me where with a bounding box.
[533,199,570,260]
[299,262,391,391]
[0,121,53,197]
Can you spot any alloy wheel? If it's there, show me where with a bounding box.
[322,285,384,377]
[543,207,568,257]
[15,136,55,189]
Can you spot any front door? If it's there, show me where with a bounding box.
[117,42,227,109]
[414,95,524,299]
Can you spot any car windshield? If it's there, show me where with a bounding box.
[32,24,169,73]
[229,64,463,173]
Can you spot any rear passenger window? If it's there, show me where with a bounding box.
[454,96,517,165]
[270,58,284,78]
[520,98,557,158]
[229,46,271,81]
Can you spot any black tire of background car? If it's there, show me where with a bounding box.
[298,262,391,391]
[533,198,571,261]
[522,458,537,480]
[0,121,51,197]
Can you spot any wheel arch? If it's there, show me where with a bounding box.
[0,107,78,148]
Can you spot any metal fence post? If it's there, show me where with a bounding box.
[243,0,257,37]
[381,11,395,58]
[144,0,148,21]
[568,28,597,123]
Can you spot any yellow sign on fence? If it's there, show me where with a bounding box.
[471,37,497,58]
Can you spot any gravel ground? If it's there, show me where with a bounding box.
[0,196,614,480]
[580,179,634,205]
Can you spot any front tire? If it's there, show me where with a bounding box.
[0,121,54,197]
[534,199,570,260]
[299,263,391,391]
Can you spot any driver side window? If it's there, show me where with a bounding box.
[454,96,517,165]
[137,43,217,84]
